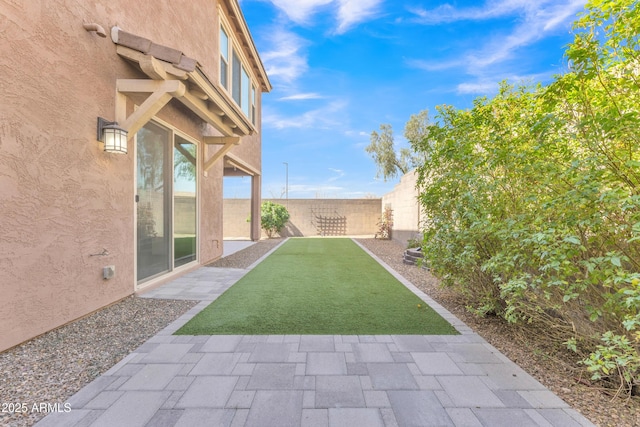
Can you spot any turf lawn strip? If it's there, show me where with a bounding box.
[176,238,458,335]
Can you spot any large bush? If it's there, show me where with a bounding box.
[260,201,290,238]
[412,0,640,395]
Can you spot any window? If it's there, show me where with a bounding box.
[241,65,250,117]
[251,84,256,125]
[220,22,256,124]
[220,27,229,89]
[173,136,197,268]
[232,51,241,106]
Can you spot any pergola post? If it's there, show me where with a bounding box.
[250,174,261,241]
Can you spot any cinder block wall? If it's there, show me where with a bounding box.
[381,170,422,245]
[223,199,382,238]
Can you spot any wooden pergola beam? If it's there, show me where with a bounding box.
[203,139,240,172]
[203,136,241,145]
[225,152,259,176]
[115,45,255,138]
[116,79,186,136]
[179,92,237,136]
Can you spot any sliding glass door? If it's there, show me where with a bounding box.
[173,135,197,267]
[136,122,198,283]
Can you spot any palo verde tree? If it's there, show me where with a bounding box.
[412,0,640,395]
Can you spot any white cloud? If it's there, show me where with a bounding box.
[260,28,309,85]
[457,72,551,95]
[327,168,345,182]
[541,0,587,31]
[407,0,584,25]
[266,0,382,34]
[467,0,585,68]
[457,81,498,94]
[406,58,464,72]
[409,0,586,68]
[409,0,531,24]
[263,100,347,129]
[335,0,384,34]
[406,0,585,96]
[268,0,333,24]
[344,130,370,137]
[278,92,325,101]
[266,176,369,198]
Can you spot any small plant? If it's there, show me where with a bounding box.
[582,331,640,397]
[375,206,393,240]
[260,201,290,238]
[407,237,421,248]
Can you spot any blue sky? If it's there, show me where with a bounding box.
[224,0,587,199]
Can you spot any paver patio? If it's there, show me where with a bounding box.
[36,239,594,427]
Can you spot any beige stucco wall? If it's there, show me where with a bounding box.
[381,170,423,245]
[0,0,264,351]
[223,199,382,238]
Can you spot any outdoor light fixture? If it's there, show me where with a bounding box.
[97,117,128,154]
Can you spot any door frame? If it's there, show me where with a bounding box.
[134,117,200,291]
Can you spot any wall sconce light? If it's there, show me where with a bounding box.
[97,117,128,154]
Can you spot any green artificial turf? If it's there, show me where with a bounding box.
[175,238,458,335]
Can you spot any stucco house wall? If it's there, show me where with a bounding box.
[0,0,269,352]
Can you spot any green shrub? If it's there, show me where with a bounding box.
[260,201,290,238]
[411,0,640,395]
[582,331,640,396]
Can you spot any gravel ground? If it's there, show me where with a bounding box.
[357,238,640,427]
[0,239,283,427]
[2,236,637,426]
[0,297,199,427]
[206,238,284,269]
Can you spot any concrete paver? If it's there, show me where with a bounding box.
[37,239,595,427]
[245,390,304,427]
[315,376,365,408]
[306,352,348,375]
[388,390,454,427]
[367,363,419,390]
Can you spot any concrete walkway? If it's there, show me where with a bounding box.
[223,240,256,258]
[37,240,594,427]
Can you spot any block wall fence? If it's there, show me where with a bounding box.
[223,198,382,239]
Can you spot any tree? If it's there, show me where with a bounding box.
[404,109,430,147]
[365,110,428,181]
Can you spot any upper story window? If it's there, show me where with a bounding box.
[220,22,256,124]
[220,27,229,91]
[232,51,241,105]
[251,84,256,125]
[241,66,250,117]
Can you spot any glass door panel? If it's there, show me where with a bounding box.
[137,122,171,281]
[174,136,197,267]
